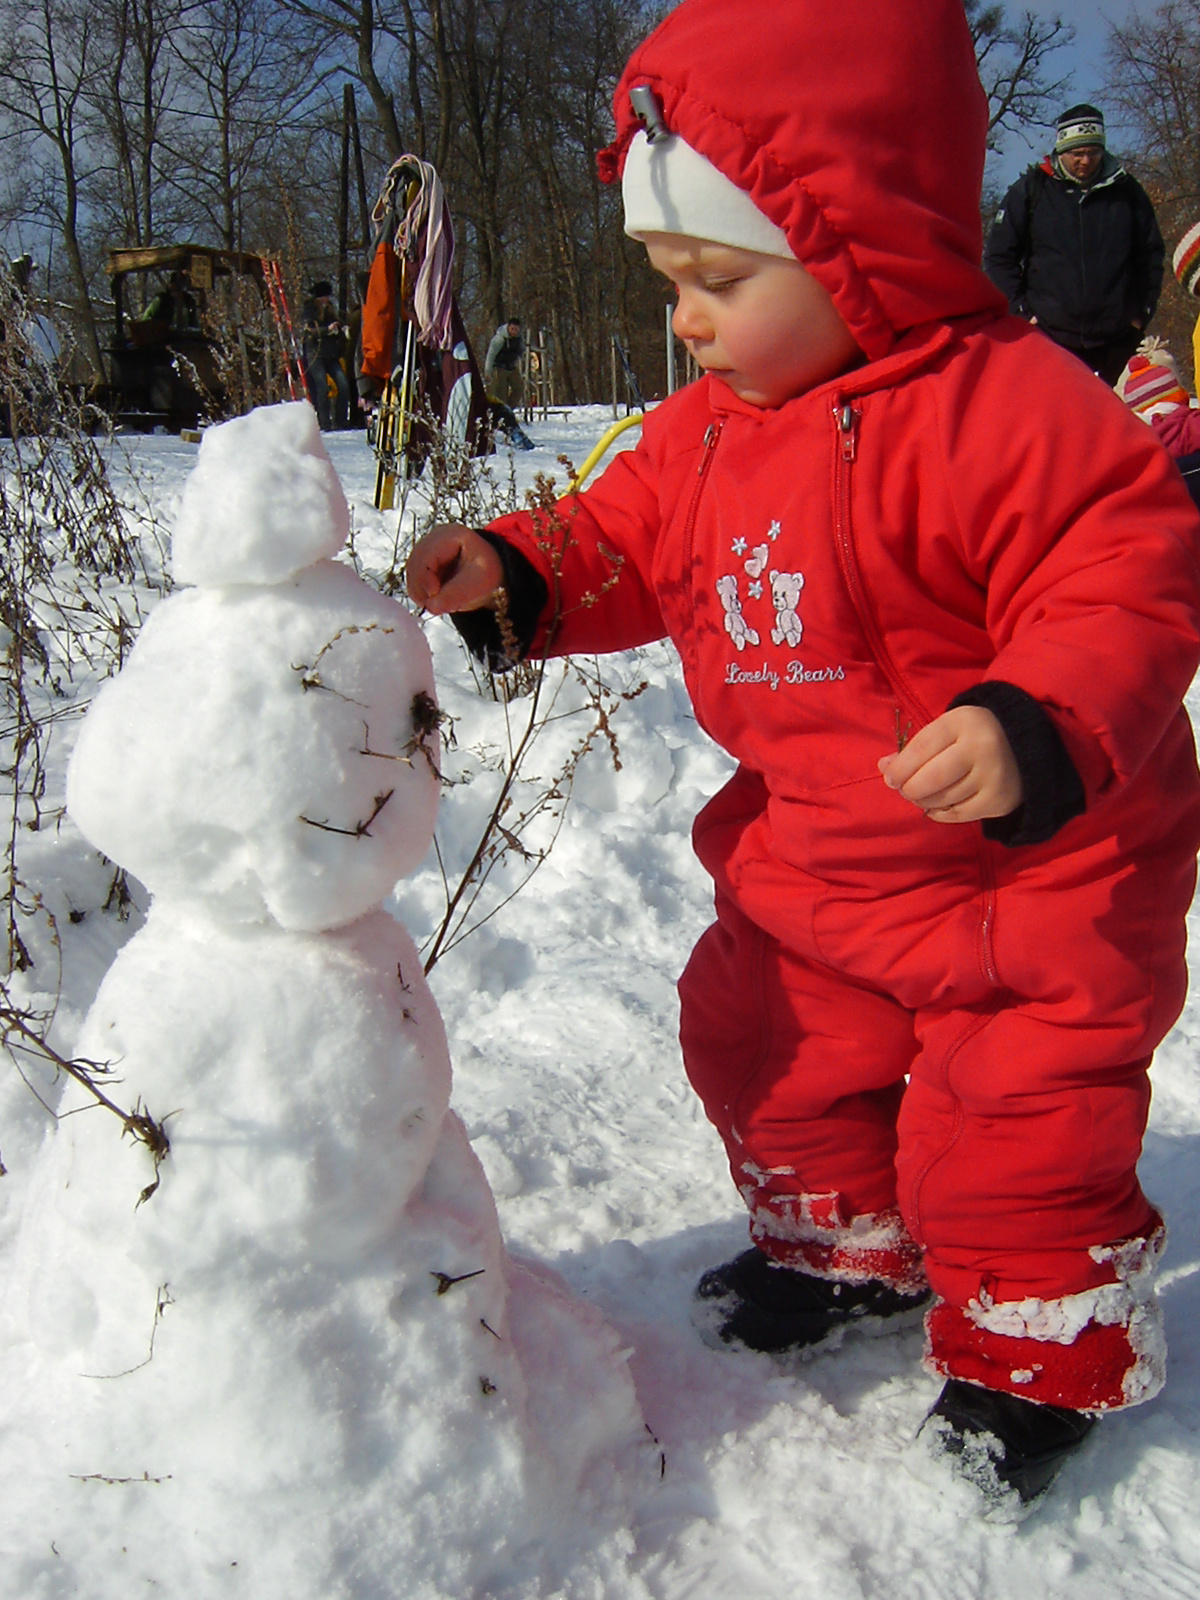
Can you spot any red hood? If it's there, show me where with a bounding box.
[599,0,1005,362]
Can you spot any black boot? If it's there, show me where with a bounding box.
[920,1378,1096,1509]
[693,1246,930,1355]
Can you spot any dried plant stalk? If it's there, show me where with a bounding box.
[0,293,168,1163]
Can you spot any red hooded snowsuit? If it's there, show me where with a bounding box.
[485,0,1200,1412]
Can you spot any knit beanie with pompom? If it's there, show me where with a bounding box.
[1118,351,1190,416]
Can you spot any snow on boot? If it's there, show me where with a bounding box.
[918,1377,1096,1516]
[693,1245,930,1355]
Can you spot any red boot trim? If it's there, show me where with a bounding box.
[924,1225,1167,1412]
[743,1183,927,1296]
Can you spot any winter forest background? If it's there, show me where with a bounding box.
[6,0,1200,398]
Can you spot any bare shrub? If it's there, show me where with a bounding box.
[371,426,644,973]
[0,295,169,1166]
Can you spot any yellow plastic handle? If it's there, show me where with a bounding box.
[568,413,644,493]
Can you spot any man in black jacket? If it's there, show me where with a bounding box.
[984,105,1164,385]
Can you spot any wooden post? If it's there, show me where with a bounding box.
[350,91,370,249]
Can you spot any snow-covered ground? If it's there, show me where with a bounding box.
[3,405,1200,1597]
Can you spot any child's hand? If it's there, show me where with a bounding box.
[405,525,505,615]
[878,706,1022,824]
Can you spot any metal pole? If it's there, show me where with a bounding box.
[665,303,676,394]
[338,84,352,326]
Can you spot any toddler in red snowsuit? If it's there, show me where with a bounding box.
[406,0,1200,1511]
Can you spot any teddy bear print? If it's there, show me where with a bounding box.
[716,573,760,651]
[769,569,805,647]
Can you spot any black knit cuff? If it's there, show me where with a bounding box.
[949,680,1086,847]
[449,531,549,672]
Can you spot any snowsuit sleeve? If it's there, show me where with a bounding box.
[982,174,1032,317]
[482,410,679,657]
[936,335,1200,805]
[1151,404,1200,459]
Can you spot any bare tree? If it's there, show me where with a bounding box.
[279,0,407,157]
[1105,1,1200,373]
[88,0,197,250]
[268,0,654,395]
[1107,1,1200,209]
[966,0,1075,150]
[0,0,106,375]
[163,0,324,251]
[514,0,649,397]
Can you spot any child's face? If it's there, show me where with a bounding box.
[645,233,862,408]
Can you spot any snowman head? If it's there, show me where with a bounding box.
[67,403,441,933]
[173,402,350,586]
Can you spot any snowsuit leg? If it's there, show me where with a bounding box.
[896,857,1184,1412]
[679,863,1184,1411]
[679,893,927,1294]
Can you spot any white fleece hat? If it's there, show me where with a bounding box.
[622,130,794,259]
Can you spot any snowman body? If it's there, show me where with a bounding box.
[0,404,645,1598]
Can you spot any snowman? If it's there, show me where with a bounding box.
[0,403,648,1598]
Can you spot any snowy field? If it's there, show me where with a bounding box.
[3,404,1200,1598]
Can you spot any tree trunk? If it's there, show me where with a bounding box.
[355,0,404,158]
[60,159,106,380]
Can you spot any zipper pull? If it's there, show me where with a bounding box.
[836,401,858,462]
[699,419,721,469]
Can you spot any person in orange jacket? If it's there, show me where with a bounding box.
[405,0,1200,1512]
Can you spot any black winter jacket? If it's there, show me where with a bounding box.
[302,298,343,363]
[983,156,1164,348]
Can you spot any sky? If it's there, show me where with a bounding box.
[991,0,1145,184]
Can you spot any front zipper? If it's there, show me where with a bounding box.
[831,399,926,732]
[683,419,723,625]
[831,398,1001,988]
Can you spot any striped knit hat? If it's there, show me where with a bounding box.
[1054,104,1105,154]
[1173,220,1200,298]
[1118,353,1189,415]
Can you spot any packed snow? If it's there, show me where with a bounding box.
[2,401,1200,1598]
